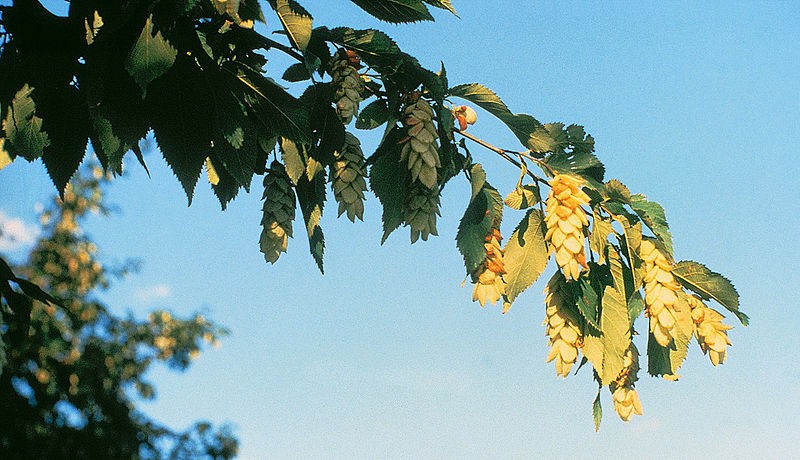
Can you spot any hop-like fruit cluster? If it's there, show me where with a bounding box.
[612,386,643,422]
[331,132,367,222]
[687,295,732,366]
[641,239,683,347]
[259,162,296,264]
[471,228,506,307]
[401,98,440,190]
[611,346,643,422]
[545,174,590,281]
[543,273,583,377]
[403,182,440,243]
[330,49,363,124]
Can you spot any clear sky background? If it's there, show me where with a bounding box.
[2,1,799,458]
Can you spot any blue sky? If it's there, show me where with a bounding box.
[2,1,799,458]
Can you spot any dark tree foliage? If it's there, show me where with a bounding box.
[0,166,237,459]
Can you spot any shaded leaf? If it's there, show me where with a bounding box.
[542,150,605,191]
[125,15,177,94]
[468,163,486,202]
[356,99,389,130]
[603,179,631,204]
[295,169,326,272]
[269,0,313,51]
[37,84,90,194]
[3,84,50,161]
[422,0,457,16]
[282,63,312,82]
[456,184,503,275]
[592,388,602,432]
[147,56,213,203]
[369,128,406,242]
[589,214,612,264]
[672,260,748,325]
[629,194,673,259]
[448,83,542,151]
[502,209,549,307]
[349,0,434,23]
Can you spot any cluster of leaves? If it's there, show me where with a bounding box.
[0,167,236,458]
[0,0,748,427]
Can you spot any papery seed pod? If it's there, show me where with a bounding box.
[452,105,477,131]
[641,239,683,347]
[400,98,440,190]
[687,295,733,366]
[544,174,590,281]
[610,344,643,421]
[330,49,364,124]
[331,132,368,222]
[611,386,643,422]
[259,162,296,264]
[543,272,582,377]
[403,182,440,243]
[471,228,506,307]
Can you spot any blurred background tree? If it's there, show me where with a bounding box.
[0,164,238,459]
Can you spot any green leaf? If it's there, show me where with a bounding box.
[627,291,645,324]
[582,332,604,377]
[576,275,602,332]
[422,0,458,16]
[448,83,542,151]
[616,220,644,292]
[502,209,549,308]
[600,249,632,386]
[280,138,306,185]
[3,84,50,161]
[237,65,311,143]
[592,388,602,432]
[295,169,326,273]
[349,0,434,23]
[504,185,539,210]
[269,0,313,51]
[147,56,213,203]
[125,15,177,94]
[468,163,486,202]
[647,293,693,377]
[602,179,631,204]
[456,184,503,275]
[206,154,240,209]
[0,139,11,170]
[542,150,605,191]
[565,124,595,155]
[369,128,407,243]
[356,99,389,130]
[37,84,90,194]
[529,122,568,154]
[629,194,673,259]
[672,260,748,325]
[589,215,612,264]
[282,63,312,82]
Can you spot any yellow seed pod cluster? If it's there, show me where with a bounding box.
[259,162,296,264]
[687,295,732,366]
[330,49,363,124]
[401,98,440,190]
[543,273,583,377]
[641,239,683,347]
[611,346,643,422]
[403,182,440,243]
[332,132,368,222]
[545,174,590,280]
[612,386,643,422]
[471,228,506,307]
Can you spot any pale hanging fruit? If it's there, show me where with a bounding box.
[543,272,582,377]
[259,162,296,264]
[611,386,643,422]
[471,228,506,307]
[544,174,590,280]
[641,239,683,347]
[401,97,440,190]
[687,295,733,366]
[403,182,440,243]
[610,345,643,422]
[330,49,364,124]
[331,132,368,222]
